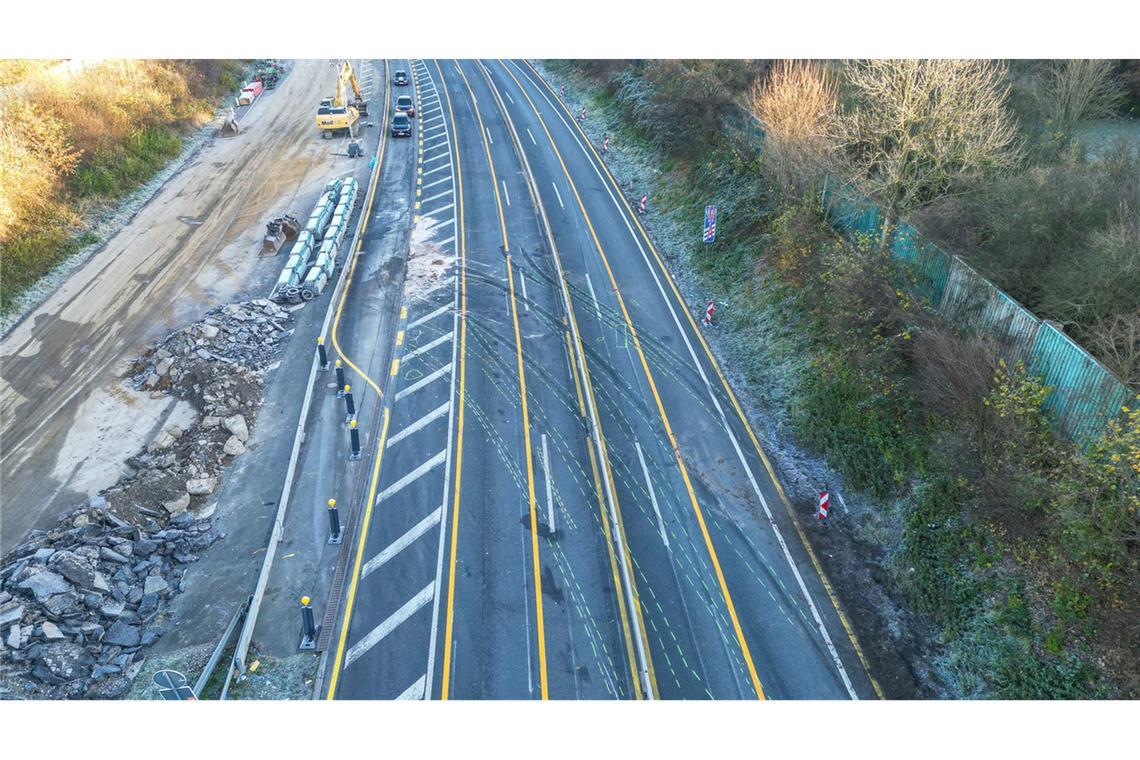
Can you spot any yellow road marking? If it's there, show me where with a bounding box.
[400,306,408,320]
[454,60,547,700]
[586,441,642,699]
[330,60,393,398]
[525,60,884,699]
[478,59,654,699]
[564,330,586,417]
[437,58,467,701]
[390,358,400,377]
[325,407,391,698]
[395,330,405,347]
[501,60,764,699]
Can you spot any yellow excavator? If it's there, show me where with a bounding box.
[315,61,369,138]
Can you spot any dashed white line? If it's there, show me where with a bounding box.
[387,402,452,447]
[407,303,453,330]
[423,162,452,176]
[501,180,510,207]
[423,151,451,165]
[526,127,537,145]
[420,188,454,205]
[395,674,428,701]
[584,271,603,325]
[344,583,435,669]
[422,175,451,190]
[361,507,443,578]
[551,182,564,209]
[394,364,451,401]
[402,332,453,363]
[486,127,494,144]
[519,269,529,313]
[635,441,670,549]
[377,450,447,502]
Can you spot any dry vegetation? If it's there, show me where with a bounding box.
[0,59,244,311]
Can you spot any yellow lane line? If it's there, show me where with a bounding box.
[500,60,765,699]
[453,60,548,700]
[524,60,884,700]
[325,407,391,698]
[435,58,467,702]
[330,60,393,398]
[476,59,655,699]
[587,441,643,699]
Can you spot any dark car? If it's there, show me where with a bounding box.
[391,112,412,137]
[393,70,408,86]
[395,94,416,119]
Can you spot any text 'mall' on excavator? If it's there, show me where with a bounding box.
[316,61,369,138]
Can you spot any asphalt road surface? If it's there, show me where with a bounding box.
[324,59,880,700]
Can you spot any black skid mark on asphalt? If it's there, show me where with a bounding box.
[541,565,564,605]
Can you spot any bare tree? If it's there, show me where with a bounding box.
[751,60,838,197]
[839,60,1022,248]
[1046,59,1126,134]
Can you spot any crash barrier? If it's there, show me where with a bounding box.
[821,183,1131,445]
[271,176,359,304]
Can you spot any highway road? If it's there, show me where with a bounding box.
[324,59,882,700]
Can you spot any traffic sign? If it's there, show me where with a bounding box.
[152,669,197,701]
[703,205,717,243]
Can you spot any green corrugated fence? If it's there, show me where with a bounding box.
[821,185,1131,445]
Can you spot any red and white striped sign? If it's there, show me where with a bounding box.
[639,194,648,213]
[818,490,830,520]
[703,300,716,325]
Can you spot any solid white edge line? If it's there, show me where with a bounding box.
[634,441,670,549]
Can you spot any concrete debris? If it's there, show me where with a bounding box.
[1,299,286,699]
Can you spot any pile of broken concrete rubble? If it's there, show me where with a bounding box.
[0,300,293,699]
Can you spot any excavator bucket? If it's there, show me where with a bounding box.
[261,214,301,254]
[280,214,301,240]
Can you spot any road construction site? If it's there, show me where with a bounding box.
[1,59,884,701]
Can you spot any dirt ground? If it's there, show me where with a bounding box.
[0,59,361,555]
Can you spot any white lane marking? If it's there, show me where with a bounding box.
[422,113,445,125]
[377,450,447,502]
[434,235,456,248]
[423,133,449,147]
[584,271,603,325]
[422,175,451,190]
[361,506,443,578]
[519,269,529,313]
[387,401,452,447]
[541,433,555,535]
[424,59,462,701]
[505,89,515,104]
[526,127,537,145]
[344,583,435,669]
[420,188,454,205]
[396,362,449,403]
[517,59,860,698]
[424,162,452,176]
[551,182,564,209]
[407,303,453,330]
[635,441,670,549]
[501,179,510,207]
[486,127,494,144]
[423,151,451,165]
[395,674,428,701]
[423,122,446,135]
[427,207,456,228]
[403,331,453,363]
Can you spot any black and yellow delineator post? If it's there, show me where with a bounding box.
[317,335,329,370]
[335,359,346,397]
[299,596,319,650]
[327,498,343,545]
[343,384,356,424]
[348,419,361,460]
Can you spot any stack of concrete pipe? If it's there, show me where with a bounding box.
[271,176,359,303]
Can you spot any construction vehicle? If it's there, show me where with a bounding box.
[315,61,369,139]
